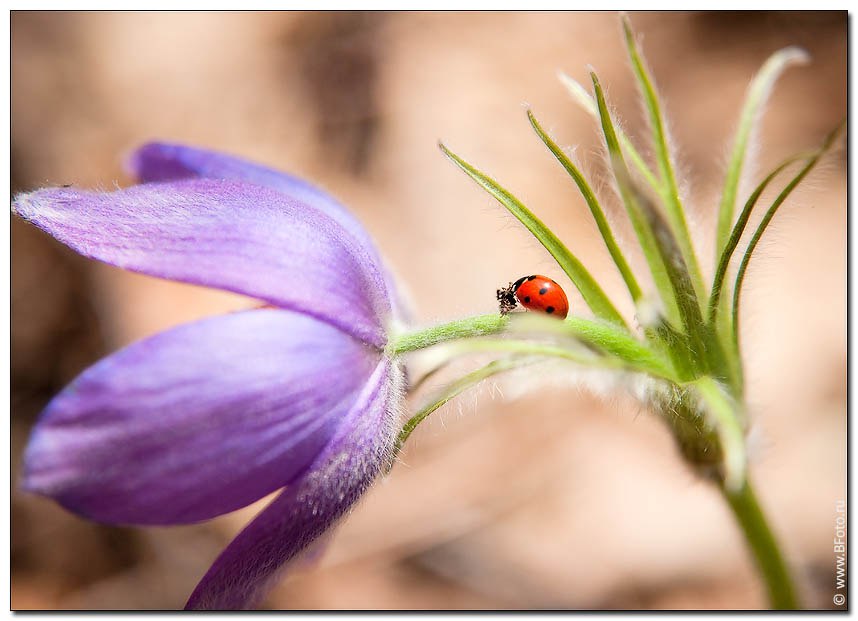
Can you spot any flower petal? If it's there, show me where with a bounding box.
[128,142,407,324]
[128,142,355,237]
[185,359,400,610]
[22,309,382,525]
[13,179,389,346]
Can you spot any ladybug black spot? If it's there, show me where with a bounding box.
[523,296,531,303]
[546,306,555,314]
[539,287,548,295]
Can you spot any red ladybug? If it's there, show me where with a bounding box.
[497,275,569,319]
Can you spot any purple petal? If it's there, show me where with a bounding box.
[13,179,390,347]
[128,142,407,323]
[22,309,382,526]
[186,359,400,610]
[128,143,352,231]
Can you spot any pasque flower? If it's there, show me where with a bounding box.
[14,143,405,610]
[14,16,843,613]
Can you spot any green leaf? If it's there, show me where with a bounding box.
[439,142,628,328]
[527,109,643,304]
[709,153,808,395]
[709,124,841,393]
[594,70,731,379]
[557,70,661,194]
[408,359,456,395]
[732,121,846,355]
[691,376,746,492]
[708,152,808,326]
[621,16,707,308]
[615,159,724,378]
[715,47,810,259]
[590,71,681,327]
[393,356,540,455]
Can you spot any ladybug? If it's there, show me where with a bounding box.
[497,275,569,319]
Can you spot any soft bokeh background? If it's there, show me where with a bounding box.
[11,11,846,610]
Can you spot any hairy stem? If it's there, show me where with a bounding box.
[393,356,536,455]
[388,314,509,354]
[722,479,800,609]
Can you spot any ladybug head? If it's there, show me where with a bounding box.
[496,282,518,315]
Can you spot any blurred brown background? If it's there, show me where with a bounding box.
[11,11,846,610]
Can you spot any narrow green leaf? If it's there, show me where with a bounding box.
[393,356,539,456]
[732,121,846,355]
[710,129,839,392]
[527,109,643,304]
[408,359,455,395]
[647,317,697,382]
[708,152,808,326]
[621,16,707,308]
[439,142,628,328]
[616,160,725,378]
[691,376,746,492]
[715,47,810,259]
[590,71,681,326]
[595,70,732,380]
[557,71,661,193]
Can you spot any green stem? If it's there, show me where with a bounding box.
[394,356,538,455]
[691,376,745,490]
[722,479,800,609]
[388,313,676,380]
[389,314,509,354]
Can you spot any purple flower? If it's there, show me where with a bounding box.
[13,143,405,610]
